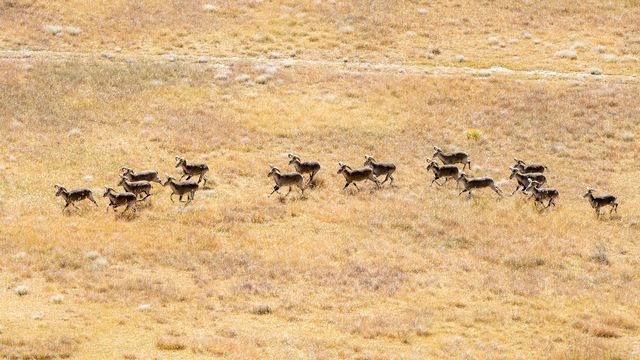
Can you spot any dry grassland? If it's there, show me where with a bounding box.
[1,0,640,73]
[1,0,640,359]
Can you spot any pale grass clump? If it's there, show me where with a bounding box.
[43,25,62,35]
[85,251,100,260]
[15,285,28,296]
[66,26,81,36]
[137,303,152,311]
[67,128,82,137]
[50,294,64,304]
[202,4,217,12]
[555,49,577,59]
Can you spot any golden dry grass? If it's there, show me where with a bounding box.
[1,59,639,359]
[1,0,640,73]
[1,1,640,359]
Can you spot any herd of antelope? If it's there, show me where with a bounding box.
[54,147,620,218]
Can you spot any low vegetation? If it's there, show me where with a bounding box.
[0,1,639,358]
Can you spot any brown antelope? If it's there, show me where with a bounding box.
[456,172,502,198]
[509,167,546,195]
[583,188,618,217]
[54,184,98,212]
[288,153,321,185]
[363,155,396,186]
[175,156,209,186]
[118,176,152,200]
[513,158,547,174]
[433,146,471,170]
[426,158,459,186]
[268,165,305,197]
[525,179,559,209]
[337,162,380,190]
[103,186,137,213]
[163,175,199,204]
[121,167,162,184]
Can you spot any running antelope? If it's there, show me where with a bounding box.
[426,159,459,186]
[54,184,98,212]
[583,188,618,217]
[509,167,546,195]
[175,156,209,186]
[121,167,162,184]
[163,175,199,204]
[456,172,502,198]
[288,153,321,185]
[337,162,380,190]
[103,186,137,213]
[526,180,559,209]
[118,176,152,200]
[433,146,471,170]
[268,165,305,197]
[513,158,547,174]
[363,155,396,186]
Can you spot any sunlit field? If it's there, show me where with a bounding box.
[1,1,640,359]
[2,0,640,74]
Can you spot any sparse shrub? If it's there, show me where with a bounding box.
[503,256,545,269]
[15,285,28,296]
[93,257,108,268]
[202,4,217,12]
[85,251,99,260]
[555,49,577,59]
[43,25,62,35]
[12,252,27,260]
[0,336,76,358]
[100,51,115,60]
[573,319,620,338]
[571,41,585,50]
[156,336,186,351]
[621,132,634,141]
[590,245,609,265]
[215,70,230,81]
[255,75,271,84]
[66,26,81,36]
[67,128,82,137]
[587,68,602,75]
[620,55,638,62]
[251,304,272,315]
[465,128,482,141]
[235,74,250,82]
